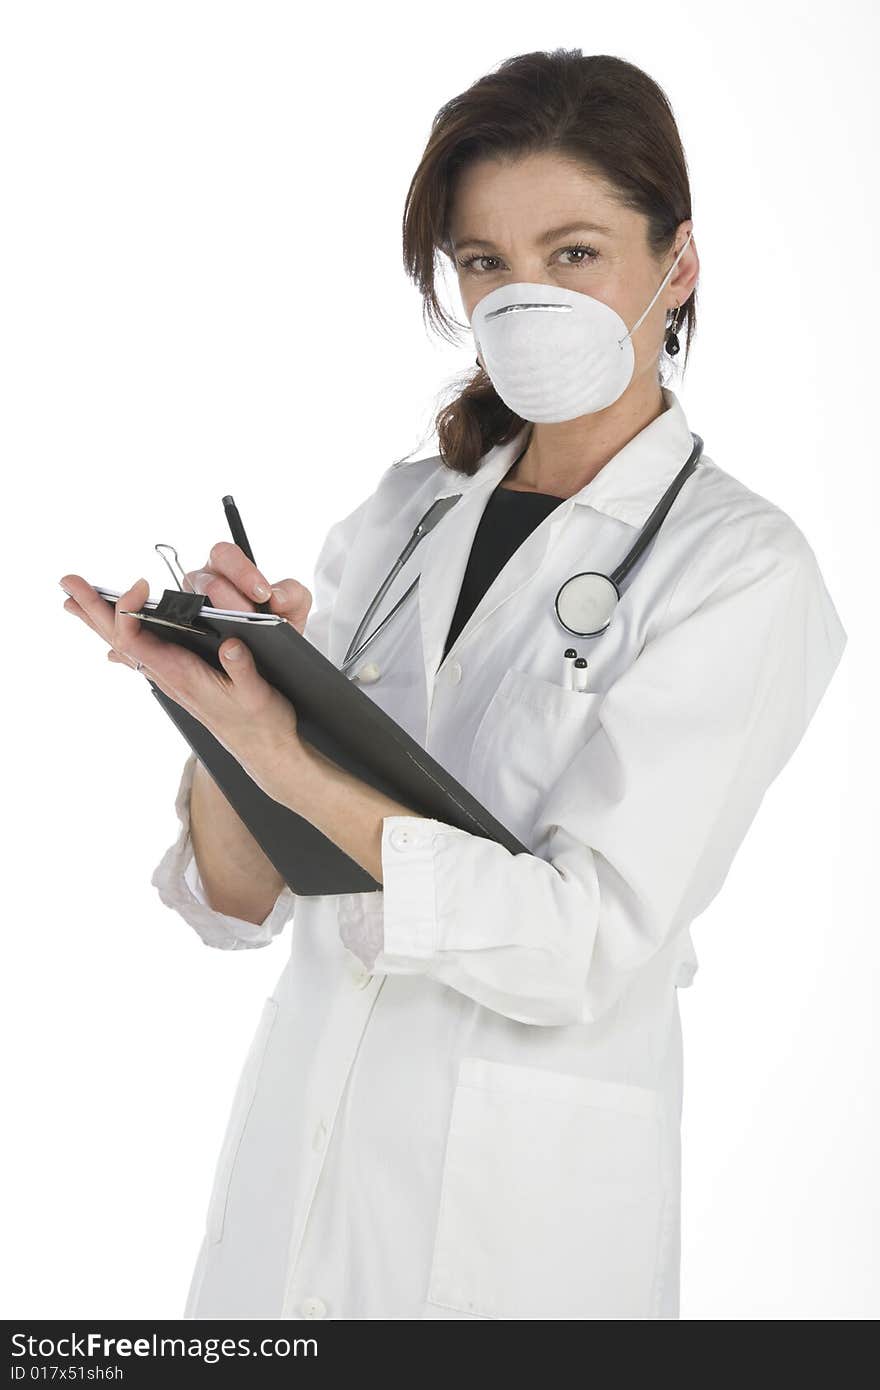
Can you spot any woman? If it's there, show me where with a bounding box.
[60,50,847,1320]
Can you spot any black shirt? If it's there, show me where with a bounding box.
[442,484,566,662]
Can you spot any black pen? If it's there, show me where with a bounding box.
[222,494,272,613]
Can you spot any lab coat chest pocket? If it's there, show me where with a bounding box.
[205,996,279,1245]
[425,1058,669,1321]
[466,668,605,846]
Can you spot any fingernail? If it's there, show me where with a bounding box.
[253,582,270,600]
[271,587,285,604]
[59,581,73,596]
[224,643,242,659]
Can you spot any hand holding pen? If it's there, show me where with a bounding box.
[178,494,312,635]
[59,494,316,805]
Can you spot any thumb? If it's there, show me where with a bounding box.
[218,637,258,684]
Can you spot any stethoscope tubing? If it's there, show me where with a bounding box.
[609,432,703,589]
[340,432,703,675]
[341,494,460,674]
[343,573,420,674]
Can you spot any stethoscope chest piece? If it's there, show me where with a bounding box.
[555,571,620,638]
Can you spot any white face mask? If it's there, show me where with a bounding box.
[469,229,693,423]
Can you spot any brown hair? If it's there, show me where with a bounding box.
[401,49,697,475]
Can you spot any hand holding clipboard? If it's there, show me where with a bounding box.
[60,494,318,795]
[60,497,529,895]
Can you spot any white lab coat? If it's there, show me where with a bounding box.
[151,387,847,1320]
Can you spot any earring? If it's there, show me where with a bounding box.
[664,305,682,357]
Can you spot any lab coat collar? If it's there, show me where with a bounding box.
[431,387,697,529]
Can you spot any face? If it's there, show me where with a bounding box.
[446,152,697,387]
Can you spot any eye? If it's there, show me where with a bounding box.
[456,242,601,274]
[559,242,600,267]
[456,252,502,274]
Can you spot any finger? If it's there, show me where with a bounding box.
[59,574,118,644]
[113,576,150,655]
[106,622,218,725]
[62,576,192,704]
[62,593,105,641]
[106,632,155,677]
[207,542,273,605]
[217,635,265,701]
[266,578,313,631]
[107,648,157,680]
[110,578,204,691]
[184,568,256,613]
[107,649,142,670]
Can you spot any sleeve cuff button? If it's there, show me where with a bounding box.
[389,825,437,851]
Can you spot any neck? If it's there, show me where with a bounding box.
[501,378,669,496]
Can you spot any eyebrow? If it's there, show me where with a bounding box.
[453,220,614,251]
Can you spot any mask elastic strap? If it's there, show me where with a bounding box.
[621,228,694,344]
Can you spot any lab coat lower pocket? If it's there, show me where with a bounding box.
[205,995,279,1246]
[425,1056,668,1320]
[466,668,605,846]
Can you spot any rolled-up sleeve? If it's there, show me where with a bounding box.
[150,751,297,950]
[373,531,848,1025]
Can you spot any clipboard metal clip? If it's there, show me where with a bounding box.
[152,542,215,628]
[150,589,214,628]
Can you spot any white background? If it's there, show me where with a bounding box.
[2,0,875,1320]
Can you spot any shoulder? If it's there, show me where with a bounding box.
[383,448,447,490]
[678,456,848,717]
[657,451,844,648]
[682,453,814,567]
[361,447,458,528]
[660,451,831,619]
[318,450,447,550]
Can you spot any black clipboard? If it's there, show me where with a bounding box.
[93,585,530,896]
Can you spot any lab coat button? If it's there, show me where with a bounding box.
[355,661,381,684]
[301,1295,328,1319]
[351,963,372,989]
[447,660,462,684]
[390,826,414,850]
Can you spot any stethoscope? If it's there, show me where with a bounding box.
[340,431,704,678]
